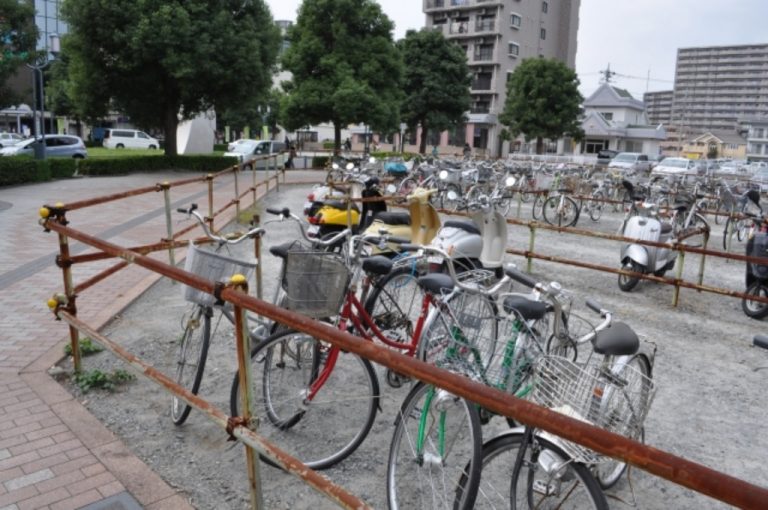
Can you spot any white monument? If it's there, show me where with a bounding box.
[177,110,216,154]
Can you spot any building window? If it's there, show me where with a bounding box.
[542,1,548,13]
[601,112,613,121]
[508,42,520,58]
[540,28,546,40]
[510,13,521,29]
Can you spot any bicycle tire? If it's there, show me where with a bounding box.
[722,216,733,251]
[171,306,211,425]
[588,191,604,222]
[531,194,544,220]
[543,195,579,227]
[743,281,768,319]
[714,200,725,225]
[387,381,483,510]
[229,328,380,470]
[398,177,418,197]
[459,430,607,509]
[595,353,653,489]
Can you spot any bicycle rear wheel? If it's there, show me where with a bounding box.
[171,306,211,426]
[229,328,380,470]
[461,430,607,509]
[588,192,604,222]
[387,381,482,510]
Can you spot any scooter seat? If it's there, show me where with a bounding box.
[325,200,360,213]
[269,241,295,259]
[417,273,455,295]
[591,322,640,357]
[660,223,673,234]
[502,296,550,321]
[373,211,411,226]
[362,256,394,276]
[444,220,481,236]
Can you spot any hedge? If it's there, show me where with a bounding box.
[0,155,238,187]
[370,151,421,161]
[312,156,330,168]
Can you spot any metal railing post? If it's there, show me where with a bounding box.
[234,166,241,219]
[672,247,686,307]
[54,208,81,372]
[160,182,176,267]
[231,275,263,510]
[253,214,263,300]
[252,164,258,207]
[265,157,270,193]
[527,223,536,273]
[698,229,710,290]
[206,174,215,233]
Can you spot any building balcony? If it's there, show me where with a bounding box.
[425,0,503,11]
[473,49,495,63]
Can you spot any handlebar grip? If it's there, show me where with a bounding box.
[754,335,768,350]
[266,207,289,217]
[389,237,411,245]
[586,299,604,314]
[177,208,188,214]
[399,243,422,252]
[504,266,537,288]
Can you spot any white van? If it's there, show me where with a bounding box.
[103,129,160,150]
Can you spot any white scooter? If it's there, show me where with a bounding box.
[618,180,677,292]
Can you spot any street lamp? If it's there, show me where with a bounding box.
[27,33,60,160]
[257,105,271,140]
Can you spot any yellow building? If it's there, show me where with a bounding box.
[683,130,747,160]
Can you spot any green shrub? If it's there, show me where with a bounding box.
[84,140,103,148]
[64,337,104,357]
[49,159,77,179]
[77,155,239,176]
[74,368,135,393]
[322,141,335,150]
[311,156,330,168]
[0,158,41,186]
[371,151,421,161]
[214,143,229,152]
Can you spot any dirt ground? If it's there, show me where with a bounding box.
[56,183,768,509]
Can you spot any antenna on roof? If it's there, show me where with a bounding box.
[599,64,616,84]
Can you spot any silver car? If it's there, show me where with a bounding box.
[0,132,25,148]
[0,135,88,158]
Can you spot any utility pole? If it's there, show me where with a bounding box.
[599,64,616,84]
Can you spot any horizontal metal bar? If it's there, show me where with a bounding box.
[55,310,370,510]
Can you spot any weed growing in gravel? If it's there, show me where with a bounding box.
[74,369,135,392]
[63,337,104,357]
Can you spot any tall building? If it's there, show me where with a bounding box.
[672,44,768,137]
[31,0,68,51]
[423,0,580,156]
[643,90,673,126]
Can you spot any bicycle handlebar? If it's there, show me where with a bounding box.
[264,206,351,248]
[178,204,265,245]
[754,334,768,350]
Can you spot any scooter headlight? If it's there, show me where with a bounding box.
[505,176,516,187]
[439,170,448,180]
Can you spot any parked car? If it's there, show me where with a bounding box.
[749,167,768,192]
[223,140,287,170]
[607,152,652,174]
[0,132,25,148]
[651,157,699,176]
[226,138,253,152]
[596,149,619,166]
[103,129,160,150]
[0,135,87,158]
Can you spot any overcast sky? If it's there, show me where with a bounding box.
[266,0,768,98]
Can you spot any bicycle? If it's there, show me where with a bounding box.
[228,209,509,470]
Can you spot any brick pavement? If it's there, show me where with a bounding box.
[0,170,317,509]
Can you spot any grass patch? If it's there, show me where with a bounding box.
[74,369,135,392]
[87,147,165,158]
[64,337,104,357]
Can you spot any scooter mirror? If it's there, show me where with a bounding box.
[346,162,354,171]
[505,176,516,187]
[386,184,397,194]
[332,163,340,170]
[439,170,448,180]
[447,190,458,201]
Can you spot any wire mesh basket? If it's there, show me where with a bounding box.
[182,242,258,308]
[281,248,350,318]
[532,355,656,465]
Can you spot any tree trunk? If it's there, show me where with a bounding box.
[164,105,178,156]
[536,136,544,155]
[419,120,428,155]
[334,122,341,154]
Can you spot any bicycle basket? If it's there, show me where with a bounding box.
[182,242,258,308]
[532,355,655,464]
[281,249,350,318]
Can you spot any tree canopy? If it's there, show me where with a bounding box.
[0,0,38,108]
[61,0,280,154]
[399,29,470,154]
[500,58,583,154]
[280,0,403,150]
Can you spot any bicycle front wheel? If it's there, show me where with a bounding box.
[171,306,211,426]
[464,430,607,509]
[387,382,482,510]
[587,192,604,222]
[543,196,579,227]
[229,329,380,470]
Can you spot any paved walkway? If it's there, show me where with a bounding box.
[0,170,318,509]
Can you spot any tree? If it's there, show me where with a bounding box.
[399,29,470,155]
[500,58,583,155]
[0,0,38,108]
[219,88,285,139]
[281,0,403,151]
[61,0,280,155]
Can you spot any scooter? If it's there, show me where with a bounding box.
[741,190,768,318]
[618,180,676,292]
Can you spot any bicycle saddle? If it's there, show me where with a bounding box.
[502,296,550,321]
[372,211,411,226]
[417,273,454,295]
[591,322,640,357]
[361,256,394,276]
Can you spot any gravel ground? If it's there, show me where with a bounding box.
[55,184,768,509]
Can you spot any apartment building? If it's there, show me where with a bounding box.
[643,90,673,126]
[672,44,768,136]
[740,116,768,162]
[423,0,580,156]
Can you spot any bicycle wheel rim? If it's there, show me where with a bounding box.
[171,308,210,425]
[230,330,380,469]
[387,382,482,510]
